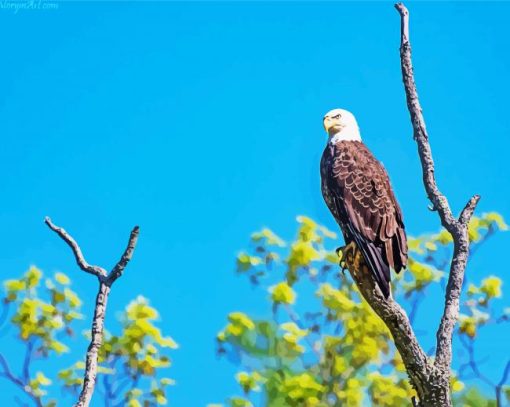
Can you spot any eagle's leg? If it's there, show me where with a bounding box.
[335,241,357,273]
[335,246,347,272]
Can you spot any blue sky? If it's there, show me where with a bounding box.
[0,1,509,406]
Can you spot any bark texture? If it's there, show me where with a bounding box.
[343,4,480,406]
[45,217,139,407]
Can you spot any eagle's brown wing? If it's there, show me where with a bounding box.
[321,140,407,297]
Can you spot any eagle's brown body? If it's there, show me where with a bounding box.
[320,139,408,297]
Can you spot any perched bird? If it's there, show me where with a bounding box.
[320,109,407,298]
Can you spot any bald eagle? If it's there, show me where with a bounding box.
[320,109,408,298]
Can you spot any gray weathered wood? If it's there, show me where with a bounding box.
[344,4,480,406]
[45,217,139,407]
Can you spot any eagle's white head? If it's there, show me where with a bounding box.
[323,108,361,142]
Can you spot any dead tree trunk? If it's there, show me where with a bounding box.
[344,4,480,406]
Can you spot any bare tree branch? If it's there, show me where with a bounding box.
[408,291,424,325]
[76,281,110,407]
[496,360,510,407]
[44,217,107,278]
[395,0,479,372]
[458,334,495,388]
[458,195,480,226]
[0,353,43,407]
[22,340,34,384]
[340,4,482,406]
[107,226,140,285]
[45,218,140,407]
[344,249,432,401]
[0,300,10,331]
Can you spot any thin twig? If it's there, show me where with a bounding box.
[22,340,34,384]
[0,353,43,407]
[496,360,510,407]
[458,334,495,388]
[0,353,25,389]
[0,300,9,329]
[284,304,322,361]
[0,301,11,340]
[44,218,139,407]
[408,291,425,325]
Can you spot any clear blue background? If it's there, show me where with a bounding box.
[0,1,509,406]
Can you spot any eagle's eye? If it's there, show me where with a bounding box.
[333,114,341,119]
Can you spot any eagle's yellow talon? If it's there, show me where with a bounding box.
[336,246,345,259]
[336,242,357,272]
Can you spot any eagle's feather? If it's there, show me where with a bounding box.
[321,140,407,298]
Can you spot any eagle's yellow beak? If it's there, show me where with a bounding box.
[324,117,341,134]
[323,118,333,133]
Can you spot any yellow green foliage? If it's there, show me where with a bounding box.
[4,267,81,353]
[336,378,364,406]
[468,213,508,242]
[459,274,502,339]
[317,283,355,315]
[29,372,52,398]
[217,213,507,406]
[280,372,325,404]
[0,267,85,405]
[237,253,263,273]
[229,397,253,407]
[270,282,296,304]
[479,276,502,299]
[58,295,176,405]
[236,371,264,393]
[368,372,415,406]
[0,266,177,407]
[403,259,444,292]
[450,373,465,393]
[251,228,286,247]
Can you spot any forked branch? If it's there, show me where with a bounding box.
[45,217,140,407]
[394,2,479,372]
[344,4,480,406]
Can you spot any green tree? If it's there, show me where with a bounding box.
[215,213,509,406]
[0,267,177,407]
